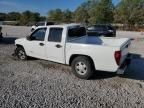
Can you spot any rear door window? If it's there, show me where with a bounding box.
[48,28,63,42]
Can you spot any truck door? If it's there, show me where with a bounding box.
[46,27,65,63]
[26,28,47,59]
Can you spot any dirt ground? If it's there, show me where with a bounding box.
[0,26,144,108]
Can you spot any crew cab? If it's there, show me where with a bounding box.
[14,24,131,79]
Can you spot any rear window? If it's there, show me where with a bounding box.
[68,27,86,38]
[95,25,107,31]
[95,26,103,31]
[88,25,108,31]
[108,26,114,30]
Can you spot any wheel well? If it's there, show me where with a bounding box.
[16,44,24,49]
[15,44,27,56]
[69,54,95,69]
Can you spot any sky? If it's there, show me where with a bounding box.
[0,0,120,16]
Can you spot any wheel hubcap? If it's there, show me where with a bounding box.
[18,50,25,59]
[75,62,87,75]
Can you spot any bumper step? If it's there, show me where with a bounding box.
[117,53,132,75]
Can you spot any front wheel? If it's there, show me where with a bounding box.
[71,56,94,79]
[15,47,27,60]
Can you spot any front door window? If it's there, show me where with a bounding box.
[30,28,47,41]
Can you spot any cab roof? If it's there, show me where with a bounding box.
[38,23,81,29]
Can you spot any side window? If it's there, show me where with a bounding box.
[87,26,95,31]
[48,28,63,42]
[108,26,114,30]
[101,26,107,31]
[95,26,102,31]
[31,28,46,41]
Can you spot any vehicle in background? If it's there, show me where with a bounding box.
[14,24,131,79]
[31,21,54,32]
[87,24,116,37]
[0,26,3,40]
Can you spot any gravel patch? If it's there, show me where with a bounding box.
[0,26,144,108]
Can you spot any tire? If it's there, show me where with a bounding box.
[71,56,94,79]
[15,47,27,60]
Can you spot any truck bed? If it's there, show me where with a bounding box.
[68,36,131,48]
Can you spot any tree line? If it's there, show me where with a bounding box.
[0,0,144,30]
[0,11,46,25]
[47,0,144,30]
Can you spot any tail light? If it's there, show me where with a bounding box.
[114,51,121,65]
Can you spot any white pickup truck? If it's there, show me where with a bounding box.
[14,24,131,79]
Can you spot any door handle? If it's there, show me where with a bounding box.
[55,44,62,48]
[39,43,45,46]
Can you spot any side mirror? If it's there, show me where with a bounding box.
[26,35,31,41]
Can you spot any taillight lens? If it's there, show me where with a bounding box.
[114,51,121,65]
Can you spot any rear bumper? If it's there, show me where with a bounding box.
[117,54,132,74]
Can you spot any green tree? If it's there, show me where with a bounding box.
[40,16,46,21]
[63,9,73,23]
[6,12,21,21]
[30,12,40,22]
[115,0,144,29]
[0,13,7,21]
[20,11,41,25]
[89,0,114,24]
[74,7,89,23]
[20,11,31,25]
[47,9,64,23]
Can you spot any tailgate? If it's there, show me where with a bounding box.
[120,39,131,64]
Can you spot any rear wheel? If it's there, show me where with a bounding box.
[71,56,94,79]
[16,47,27,60]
